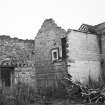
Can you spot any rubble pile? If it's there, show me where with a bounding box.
[64,77,105,104]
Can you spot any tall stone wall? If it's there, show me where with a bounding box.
[35,19,67,90]
[67,30,101,84]
[93,23,105,79]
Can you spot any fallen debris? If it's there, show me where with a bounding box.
[64,77,105,104]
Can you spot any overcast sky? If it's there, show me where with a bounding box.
[0,0,105,39]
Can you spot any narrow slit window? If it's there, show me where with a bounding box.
[61,37,66,60]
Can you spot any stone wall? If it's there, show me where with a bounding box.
[0,35,36,88]
[67,30,101,84]
[101,35,105,78]
[35,19,67,90]
[15,66,35,87]
[93,23,105,79]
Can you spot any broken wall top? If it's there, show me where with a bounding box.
[36,18,66,38]
[0,35,35,67]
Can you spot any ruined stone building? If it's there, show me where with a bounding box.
[67,30,101,84]
[0,18,105,92]
[0,36,36,91]
[77,22,105,81]
[35,19,105,91]
[34,19,67,91]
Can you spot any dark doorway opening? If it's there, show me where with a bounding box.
[0,67,14,88]
[61,37,67,60]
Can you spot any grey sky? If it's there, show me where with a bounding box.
[0,0,105,39]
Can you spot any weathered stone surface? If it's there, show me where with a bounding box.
[67,30,101,84]
[0,35,36,88]
[35,19,67,89]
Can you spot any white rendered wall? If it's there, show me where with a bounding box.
[67,30,101,84]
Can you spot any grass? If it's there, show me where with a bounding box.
[0,82,40,105]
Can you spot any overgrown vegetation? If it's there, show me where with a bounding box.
[0,74,105,105]
[39,81,68,100]
[63,74,105,104]
[0,82,41,105]
[13,82,40,105]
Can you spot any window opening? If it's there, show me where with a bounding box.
[61,37,66,60]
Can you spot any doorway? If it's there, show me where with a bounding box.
[0,67,14,88]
